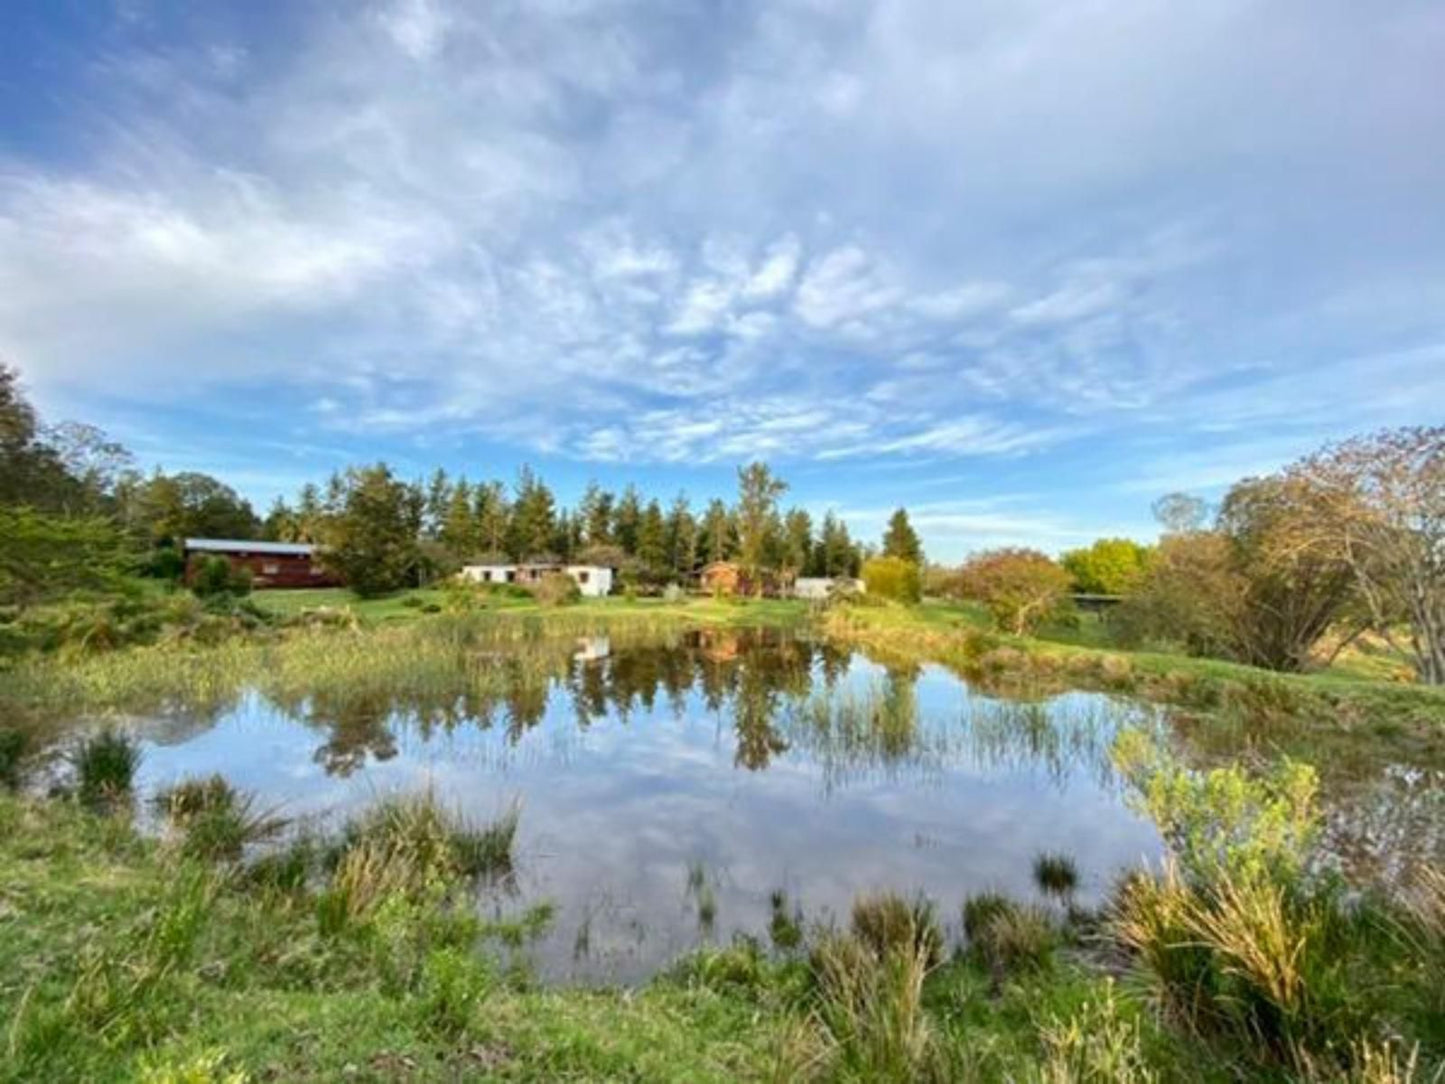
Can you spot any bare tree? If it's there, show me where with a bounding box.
[1282,427,1444,685]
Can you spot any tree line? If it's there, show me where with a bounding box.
[0,364,929,602]
[931,427,1443,685]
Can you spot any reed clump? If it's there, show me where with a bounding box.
[154,774,287,862]
[70,727,141,809]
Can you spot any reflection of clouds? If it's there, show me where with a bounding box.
[127,639,1162,983]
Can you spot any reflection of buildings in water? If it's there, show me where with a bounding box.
[574,636,610,663]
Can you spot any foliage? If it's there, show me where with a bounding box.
[954,548,1072,634]
[735,462,788,584]
[1282,426,1445,685]
[70,727,141,809]
[1112,728,1318,882]
[120,469,260,546]
[1033,852,1079,899]
[320,463,423,597]
[190,555,252,599]
[861,556,922,603]
[532,571,581,607]
[1060,537,1152,595]
[0,506,132,609]
[881,508,924,566]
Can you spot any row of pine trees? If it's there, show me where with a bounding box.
[261,461,924,591]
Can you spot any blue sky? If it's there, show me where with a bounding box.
[3,0,1443,560]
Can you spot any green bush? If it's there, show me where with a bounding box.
[190,555,250,599]
[861,556,922,603]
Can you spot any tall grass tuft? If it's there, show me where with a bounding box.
[850,892,943,969]
[1033,851,1079,899]
[318,790,520,933]
[1037,978,1159,1083]
[807,930,946,1082]
[155,774,287,862]
[70,727,140,809]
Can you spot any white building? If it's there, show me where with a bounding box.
[459,563,614,598]
[791,576,865,600]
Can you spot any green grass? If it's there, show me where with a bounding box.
[5,724,1442,1082]
[252,587,815,629]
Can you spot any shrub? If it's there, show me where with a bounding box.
[70,727,141,808]
[953,548,1073,635]
[962,891,1014,943]
[861,556,922,603]
[190,555,250,599]
[533,571,581,607]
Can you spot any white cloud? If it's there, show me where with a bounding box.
[1,0,1441,478]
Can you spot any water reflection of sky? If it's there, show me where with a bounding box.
[124,639,1165,983]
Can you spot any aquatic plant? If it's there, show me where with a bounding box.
[1033,851,1080,899]
[70,727,141,809]
[806,929,946,1082]
[154,775,287,863]
[961,891,1013,943]
[849,892,943,970]
[769,889,804,952]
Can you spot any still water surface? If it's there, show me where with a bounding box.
[100,630,1171,981]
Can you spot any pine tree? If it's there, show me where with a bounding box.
[579,482,614,547]
[700,498,734,564]
[665,493,698,579]
[614,485,643,556]
[440,478,477,557]
[637,499,668,579]
[508,466,557,560]
[424,468,451,539]
[473,480,510,558]
[782,508,813,575]
[882,507,924,565]
[735,462,788,581]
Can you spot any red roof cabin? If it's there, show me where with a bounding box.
[183,538,341,589]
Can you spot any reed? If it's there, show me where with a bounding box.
[69,727,140,809]
[1033,851,1080,899]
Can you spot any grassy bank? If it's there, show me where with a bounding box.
[4,724,1440,1082]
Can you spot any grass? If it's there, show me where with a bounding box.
[1033,852,1080,899]
[2,745,1441,1081]
[68,727,141,809]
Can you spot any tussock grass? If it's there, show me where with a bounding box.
[69,727,140,809]
[154,775,287,863]
[1033,851,1080,899]
[849,892,943,970]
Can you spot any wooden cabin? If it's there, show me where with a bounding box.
[183,538,340,589]
[699,560,782,597]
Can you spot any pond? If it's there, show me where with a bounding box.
[54,627,1442,983]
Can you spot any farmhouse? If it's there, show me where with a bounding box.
[459,563,614,598]
[183,538,339,589]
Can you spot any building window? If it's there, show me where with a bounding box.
[262,562,280,575]
[576,570,589,584]
[506,570,516,583]
[310,565,324,576]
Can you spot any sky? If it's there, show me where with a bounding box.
[2,0,1443,561]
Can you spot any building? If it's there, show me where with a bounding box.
[790,576,865,600]
[183,538,339,589]
[459,563,614,598]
